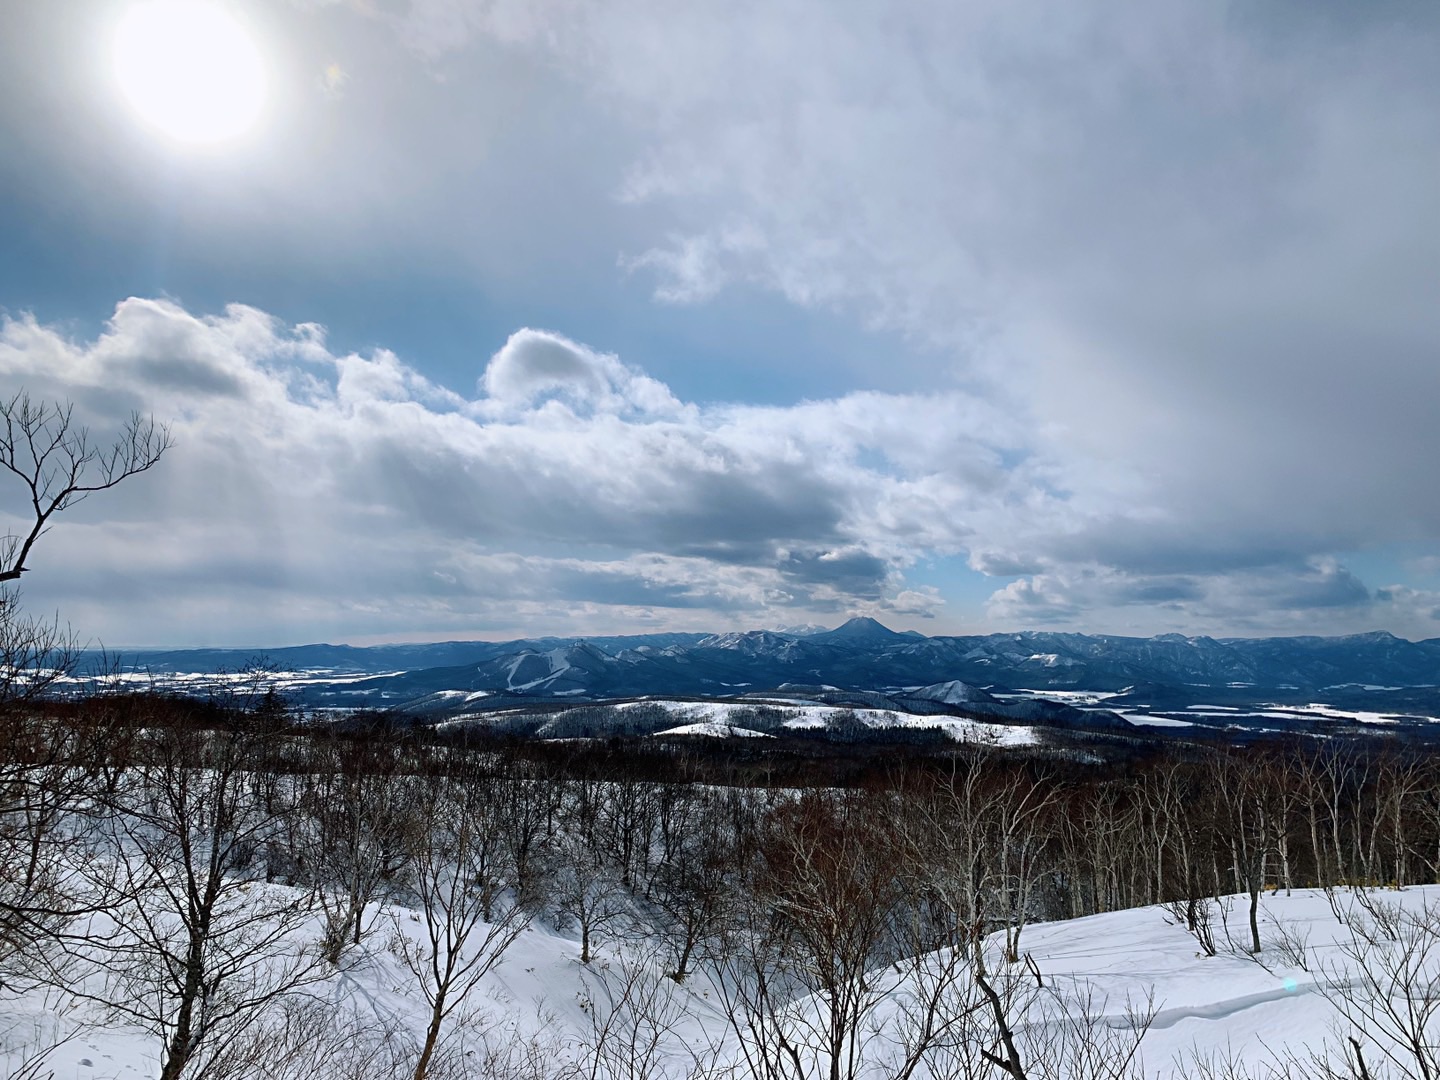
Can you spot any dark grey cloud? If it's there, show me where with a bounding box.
[777,550,890,601]
[540,563,751,612]
[987,558,1390,636]
[1041,529,1303,578]
[1118,580,1205,605]
[336,414,854,555]
[1252,562,1371,612]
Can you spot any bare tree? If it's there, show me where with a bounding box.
[0,600,81,706]
[595,770,659,891]
[706,788,927,1080]
[553,829,629,966]
[990,767,1062,963]
[0,392,170,584]
[899,750,993,947]
[298,734,415,963]
[649,790,736,982]
[391,762,531,1080]
[1375,749,1428,890]
[0,392,168,708]
[495,766,565,912]
[1211,750,1270,954]
[1138,755,1187,906]
[77,713,322,1080]
[0,709,112,980]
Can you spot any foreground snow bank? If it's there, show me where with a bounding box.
[6,884,1440,1078]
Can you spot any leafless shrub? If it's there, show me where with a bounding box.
[1312,894,1440,1080]
[389,765,531,1080]
[1172,1044,1300,1080]
[1350,886,1405,942]
[1263,917,1311,972]
[0,995,87,1080]
[189,995,412,1080]
[573,944,716,1080]
[413,1000,579,1080]
[1164,897,1219,958]
[1018,980,1157,1080]
[74,721,325,1080]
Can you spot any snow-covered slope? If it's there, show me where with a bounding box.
[11,885,1440,1078]
[618,698,1041,745]
[904,679,998,706]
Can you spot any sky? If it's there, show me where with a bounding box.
[0,0,1437,647]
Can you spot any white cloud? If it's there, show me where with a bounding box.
[620,222,767,304]
[353,0,1440,635]
[480,328,681,416]
[4,296,1434,643]
[1,299,1045,642]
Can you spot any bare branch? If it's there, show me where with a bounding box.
[0,391,172,582]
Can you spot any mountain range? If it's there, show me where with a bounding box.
[112,618,1440,717]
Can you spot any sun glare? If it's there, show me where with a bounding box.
[114,2,267,146]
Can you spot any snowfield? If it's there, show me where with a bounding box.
[622,699,1041,746]
[9,883,1440,1078]
[656,720,775,738]
[1121,712,1197,728]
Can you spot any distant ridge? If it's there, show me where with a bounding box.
[96,622,1440,708]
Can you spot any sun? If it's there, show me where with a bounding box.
[114,2,267,146]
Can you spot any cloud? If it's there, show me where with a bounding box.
[778,549,891,600]
[484,329,611,405]
[619,222,768,304]
[4,0,1438,641]
[481,328,681,415]
[346,0,1440,635]
[1374,586,1440,633]
[1,298,1027,642]
[985,557,1398,636]
[3,296,1434,642]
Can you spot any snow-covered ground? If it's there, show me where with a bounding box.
[626,699,1041,746]
[1121,712,1197,728]
[1003,687,1437,733]
[54,668,410,693]
[9,885,1440,1079]
[994,689,1129,706]
[655,720,774,738]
